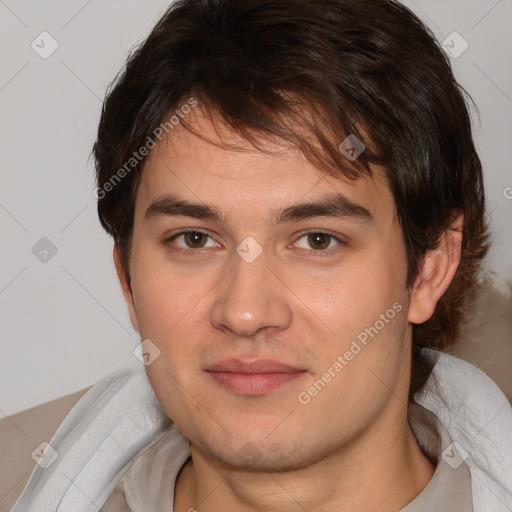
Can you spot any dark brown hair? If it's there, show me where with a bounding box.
[93,0,489,399]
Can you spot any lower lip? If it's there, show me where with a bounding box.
[208,371,305,394]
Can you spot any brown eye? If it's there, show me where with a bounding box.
[307,233,332,250]
[165,230,219,253]
[293,232,341,253]
[183,231,208,248]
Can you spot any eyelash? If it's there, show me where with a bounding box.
[163,229,220,255]
[163,229,346,256]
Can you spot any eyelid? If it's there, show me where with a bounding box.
[163,228,223,251]
[164,227,215,238]
[290,230,346,253]
[162,228,347,255]
[292,228,346,243]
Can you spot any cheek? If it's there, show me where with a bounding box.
[129,239,222,343]
[130,264,211,420]
[130,249,208,337]
[296,296,410,424]
[287,249,407,341]
[295,243,410,395]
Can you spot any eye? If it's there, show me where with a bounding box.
[294,232,340,251]
[169,231,219,250]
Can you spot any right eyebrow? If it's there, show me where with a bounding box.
[144,195,226,223]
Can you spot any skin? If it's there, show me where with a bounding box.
[114,107,463,511]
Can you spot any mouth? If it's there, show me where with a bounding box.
[206,358,307,395]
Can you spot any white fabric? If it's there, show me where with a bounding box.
[11,350,512,512]
[414,351,512,511]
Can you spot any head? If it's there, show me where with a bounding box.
[94,0,488,471]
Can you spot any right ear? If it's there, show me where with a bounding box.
[113,244,139,333]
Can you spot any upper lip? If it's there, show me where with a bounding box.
[206,358,305,374]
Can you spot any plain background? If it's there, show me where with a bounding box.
[0,0,511,416]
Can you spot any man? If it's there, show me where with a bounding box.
[12,0,512,510]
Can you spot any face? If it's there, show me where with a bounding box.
[120,109,415,472]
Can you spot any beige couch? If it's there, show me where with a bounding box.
[1,280,510,511]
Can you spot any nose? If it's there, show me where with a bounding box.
[210,250,293,337]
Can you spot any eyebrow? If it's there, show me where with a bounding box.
[145,195,225,222]
[144,193,374,225]
[276,194,374,224]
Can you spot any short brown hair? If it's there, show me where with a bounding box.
[93,0,489,398]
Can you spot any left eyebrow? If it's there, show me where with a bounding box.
[275,194,374,224]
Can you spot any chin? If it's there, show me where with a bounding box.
[193,432,329,474]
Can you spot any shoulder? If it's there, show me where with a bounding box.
[416,349,512,511]
[0,388,88,511]
[9,365,171,512]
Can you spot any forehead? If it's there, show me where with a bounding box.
[137,107,395,221]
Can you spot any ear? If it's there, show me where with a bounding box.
[113,244,140,333]
[408,212,463,324]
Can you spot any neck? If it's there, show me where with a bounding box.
[174,403,435,512]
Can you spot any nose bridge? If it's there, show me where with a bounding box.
[210,248,292,336]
